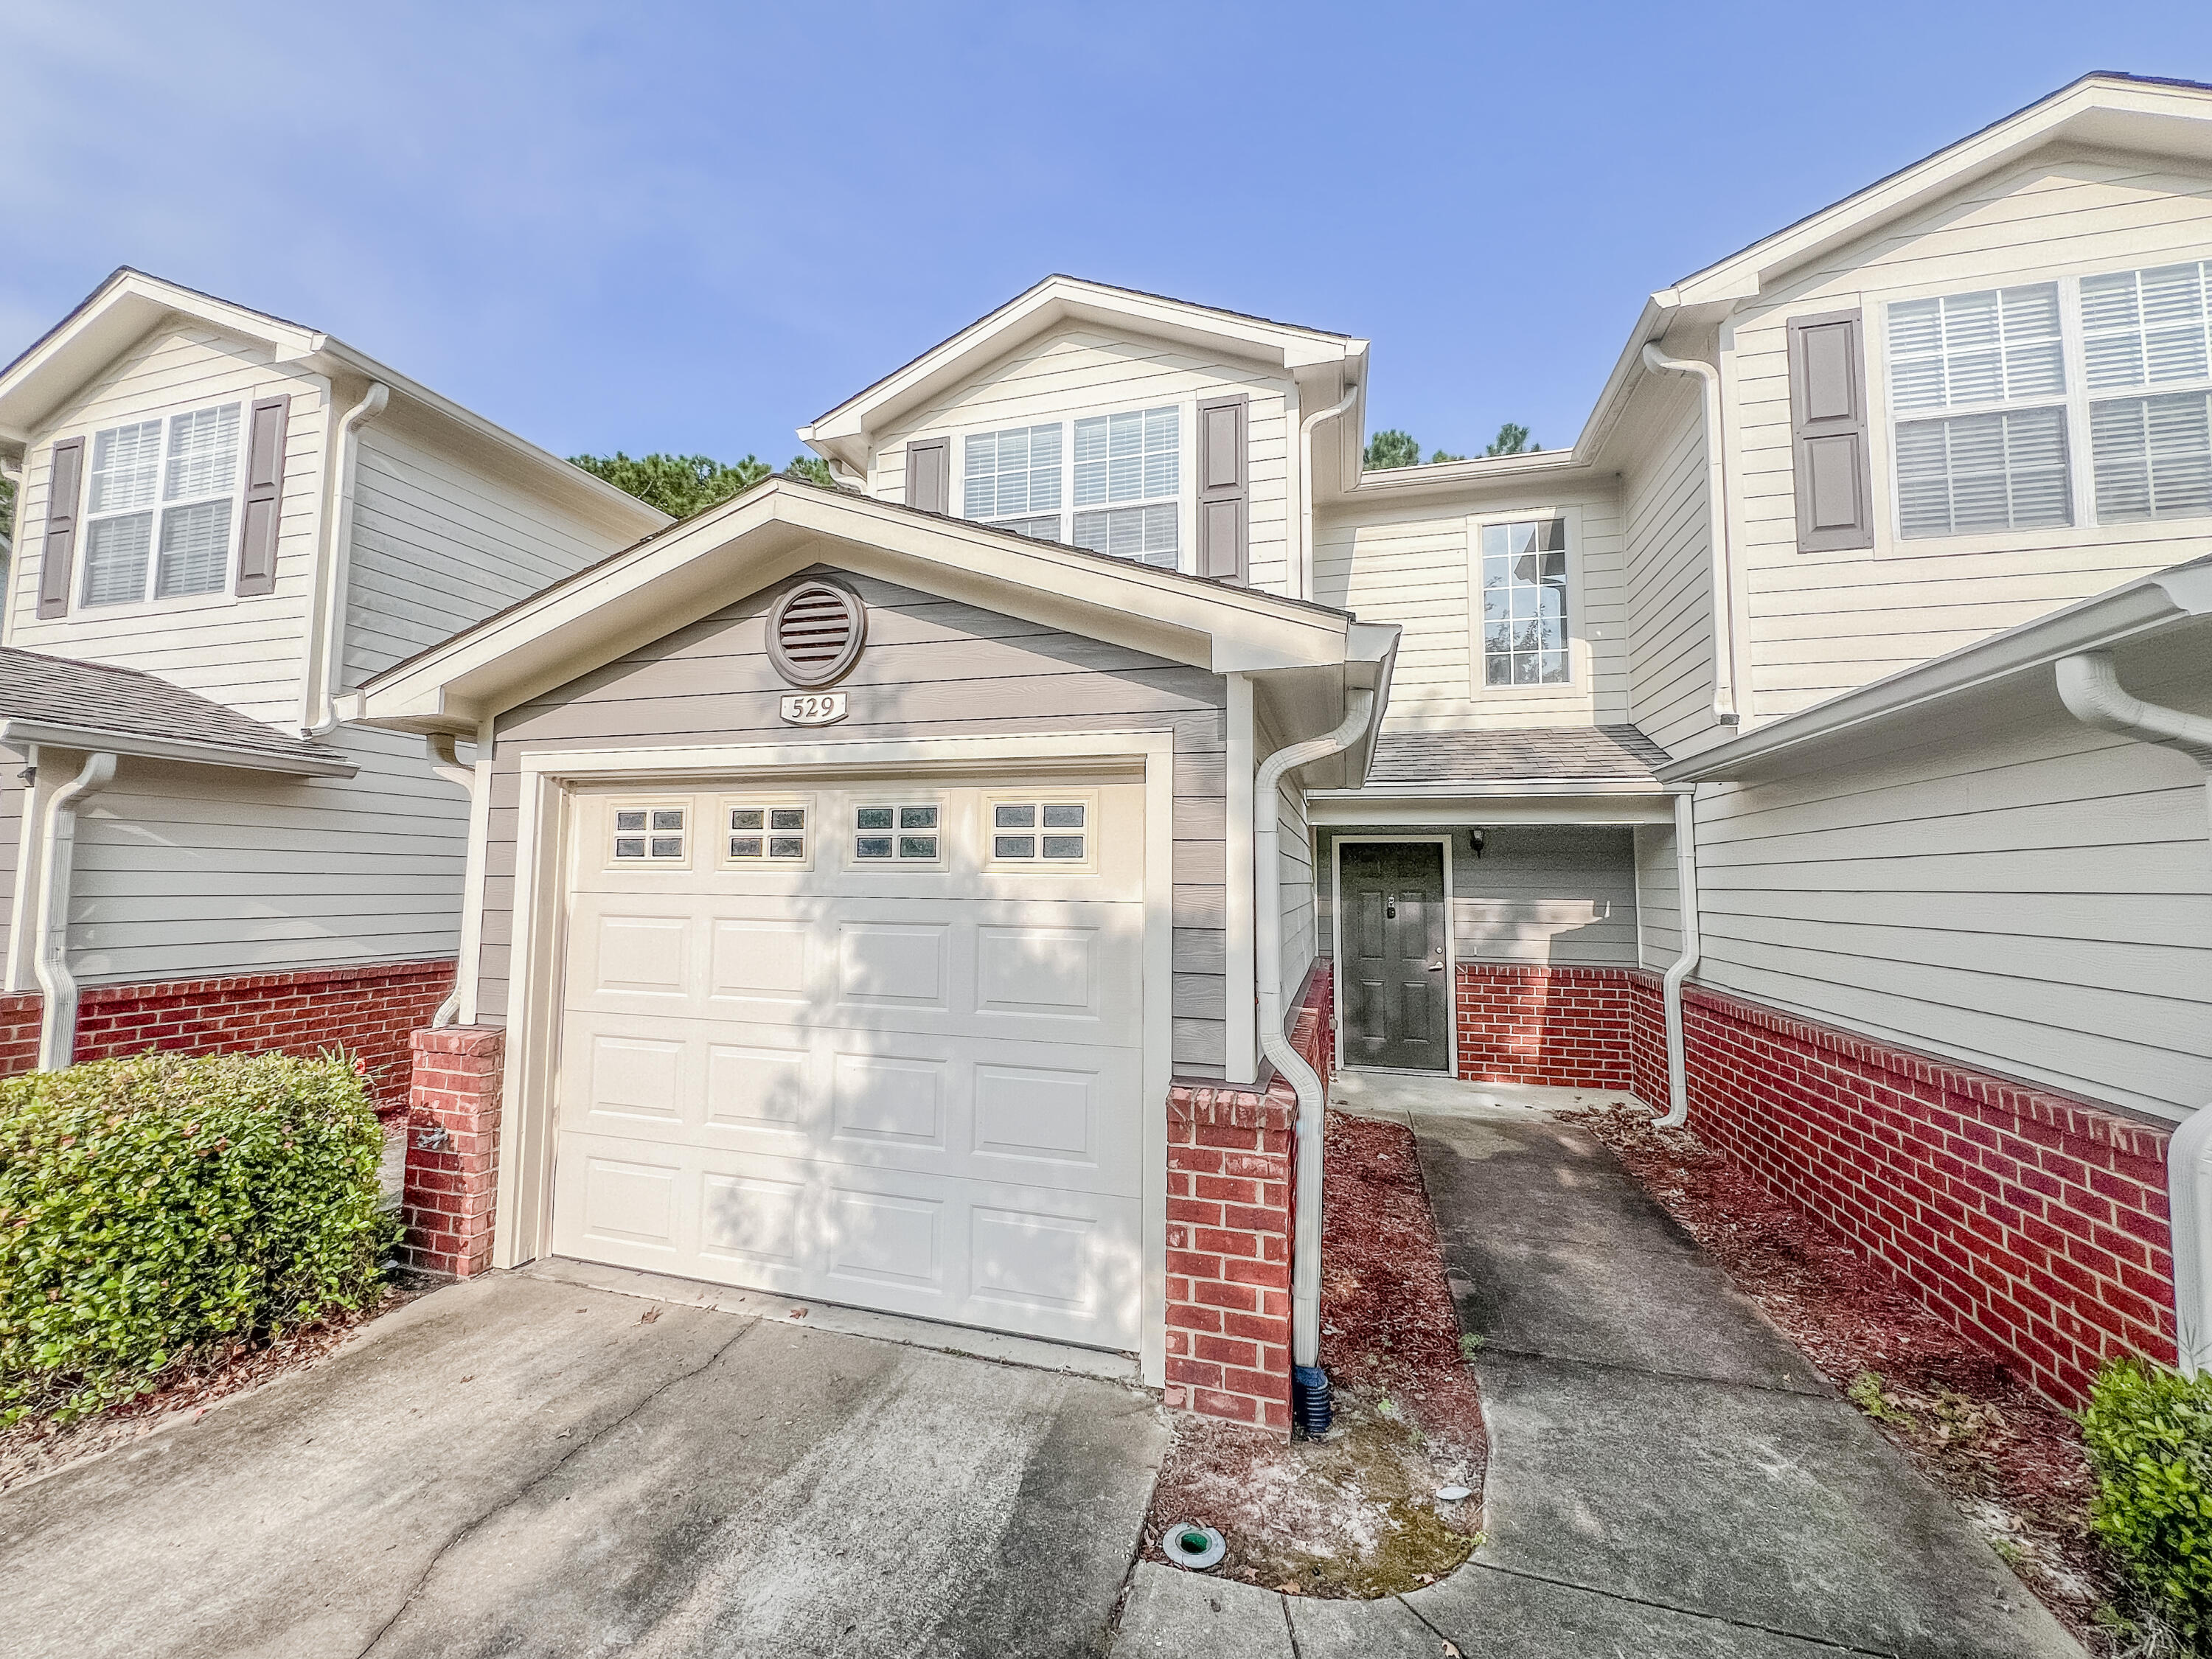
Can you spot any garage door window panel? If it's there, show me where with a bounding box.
[722,799,813,868]
[988,797,1093,869]
[610,802,692,866]
[853,800,944,866]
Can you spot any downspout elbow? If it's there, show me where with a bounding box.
[1255,686,1377,1430]
[1641,344,1740,726]
[33,751,118,1071]
[1655,787,1701,1128]
[2055,650,2212,1371]
[424,732,479,1029]
[1297,383,1360,603]
[303,381,392,737]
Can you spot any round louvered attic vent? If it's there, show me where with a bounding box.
[767,579,868,688]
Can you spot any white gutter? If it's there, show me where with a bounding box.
[1255,686,1377,1386]
[1655,786,1702,1128]
[1296,382,1360,602]
[32,750,116,1070]
[300,380,390,736]
[2056,650,2212,1374]
[1641,344,1741,726]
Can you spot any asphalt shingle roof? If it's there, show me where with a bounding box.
[1368,724,1672,785]
[0,647,349,769]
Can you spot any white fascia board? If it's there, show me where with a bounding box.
[802,276,1365,445]
[0,270,325,438]
[1309,792,1674,827]
[347,481,1360,731]
[1672,77,2212,308]
[1345,445,1598,498]
[0,719,357,778]
[1310,779,1669,801]
[1662,557,2212,784]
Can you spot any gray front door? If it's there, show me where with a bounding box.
[1339,841,1450,1072]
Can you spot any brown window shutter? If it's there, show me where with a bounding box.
[234,394,291,596]
[1787,310,1874,552]
[35,437,86,619]
[904,438,950,515]
[1195,394,1248,580]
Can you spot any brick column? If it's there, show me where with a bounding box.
[1163,962,1335,1436]
[400,1026,504,1278]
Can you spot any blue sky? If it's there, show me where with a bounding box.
[7,3,2211,467]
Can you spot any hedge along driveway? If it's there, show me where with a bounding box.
[0,1271,1167,1659]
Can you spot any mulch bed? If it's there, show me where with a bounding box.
[0,1272,433,1496]
[1565,1101,2124,1649]
[1140,1107,1487,1598]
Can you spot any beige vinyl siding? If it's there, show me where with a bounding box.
[1634,819,1682,970]
[51,724,465,984]
[1276,765,1315,1005]
[1312,484,1628,733]
[3,324,328,724]
[342,425,632,684]
[0,779,21,970]
[867,328,1295,593]
[479,568,1237,1075]
[1731,154,2212,717]
[1315,825,1639,968]
[1689,677,2212,1124]
[1621,383,1724,757]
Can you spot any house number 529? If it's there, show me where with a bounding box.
[779,692,847,726]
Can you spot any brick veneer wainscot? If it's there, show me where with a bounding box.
[1444,961,2177,1408]
[0,959,455,1107]
[399,1026,504,1279]
[1164,964,1335,1435]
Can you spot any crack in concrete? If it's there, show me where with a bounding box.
[1455,1559,1897,1657]
[353,1317,759,1659]
[1279,1589,1304,1659]
[1471,1339,1837,1400]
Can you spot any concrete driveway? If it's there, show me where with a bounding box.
[0,1270,1167,1659]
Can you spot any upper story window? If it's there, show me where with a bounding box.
[959,406,1180,568]
[1887,285,2070,538]
[1478,516,1570,686]
[2080,260,2212,523]
[1877,259,2212,540]
[81,403,242,605]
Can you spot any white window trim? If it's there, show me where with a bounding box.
[605,798,695,869]
[846,791,947,870]
[495,730,1178,1390]
[1872,263,2212,551]
[718,794,816,871]
[939,397,1197,574]
[1465,504,1583,700]
[74,402,250,616]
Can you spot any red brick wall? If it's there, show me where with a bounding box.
[0,960,454,1110]
[1423,959,2174,1407]
[1655,978,2176,1406]
[1164,962,1335,1435]
[399,1026,504,1279]
[1455,962,1634,1089]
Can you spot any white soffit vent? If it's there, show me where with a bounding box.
[767,578,868,687]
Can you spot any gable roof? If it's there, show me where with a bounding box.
[0,647,355,776]
[0,268,667,541]
[1571,72,2212,467]
[342,476,1398,768]
[797,274,1369,479]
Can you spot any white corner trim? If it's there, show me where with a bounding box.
[1225,675,1258,1085]
[488,728,1180,1391]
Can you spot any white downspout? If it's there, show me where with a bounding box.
[1655,785,1702,1128]
[1641,344,1741,726]
[1256,685,1377,1399]
[32,751,117,1070]
[423,732,482,1029]
[300,381,391,735]
[2056,650,2212,1374]
[1296,382,1359,602]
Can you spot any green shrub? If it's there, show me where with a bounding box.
[0,1051,394,1427]
[2082,1356,2212,1641]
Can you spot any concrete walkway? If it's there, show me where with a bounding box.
[1115,1079,2083,1658]
[0,1270,1165,1659]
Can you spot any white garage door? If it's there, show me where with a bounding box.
[552,775,1147,1351]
